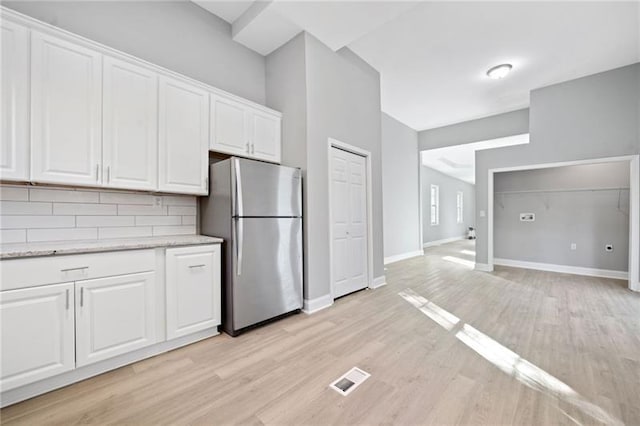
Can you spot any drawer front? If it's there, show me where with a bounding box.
[0,249,155,291]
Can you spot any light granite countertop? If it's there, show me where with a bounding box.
[0,235,223,259]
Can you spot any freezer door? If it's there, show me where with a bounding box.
[232,217,303,330]
[232,158,301,217]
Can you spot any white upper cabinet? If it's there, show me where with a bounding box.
[0,282,75,392]
[250,110,281,163]
[0,20,29,181]
[31,31,103,186]
[209,94,282,163]
[210,95,249,157]
[158,76,209,195]
[103,56,158,191]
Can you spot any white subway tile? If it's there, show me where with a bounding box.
[0,215,75,229]
[135,216,181,226]
[161,195,197,206]
[0,186,29,201]
[118,204,167,216]
[0,201,52,215]
[98,226,152,239]
[152,225,196,236]
[28,228,97,242]
[168,206,196,216]
[53,203,117,216]
[100,192,154,205]
[77,216,135,228]
[1,229,27,244]
[30,188,99,203]
[182,216,196,225]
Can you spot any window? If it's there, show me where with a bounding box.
[430,184,439,226]
[457,191,464,224]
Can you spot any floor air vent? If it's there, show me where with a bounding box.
[329,367,370,396]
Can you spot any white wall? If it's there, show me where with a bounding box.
[381,113,421,262]
[421,166,475,244]
[4,1,267,104]
[494,162,630,271]
[0,185,196,243]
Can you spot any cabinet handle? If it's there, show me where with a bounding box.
[61,266,88,273]
[246,142,250,154]
[65,289,70,310]
[189,264,206,269]
[95,164,100,181]
[251,144,254,155]
[107,166,111,183]
[80,287,84,307]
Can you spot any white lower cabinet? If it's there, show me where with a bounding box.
[75,271,156,367]
[166,245,221,339]
[0,283,75,392]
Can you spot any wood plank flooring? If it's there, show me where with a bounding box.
[2,240,640,425]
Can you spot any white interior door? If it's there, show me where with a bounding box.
[331,147,368,298]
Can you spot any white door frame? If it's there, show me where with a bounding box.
[327,138,375,300]
[487,154,640,292]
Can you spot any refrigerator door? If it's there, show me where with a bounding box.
[232,158,302,218]
[231,217,303,331]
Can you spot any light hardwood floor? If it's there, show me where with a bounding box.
[2,240,639,425]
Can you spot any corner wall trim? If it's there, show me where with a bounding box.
[474,263,494,272]
[370,275,387,289]
[494,258,628,280]
[384,250,424,265]
[423,236,466,248]
[303,294,334,314]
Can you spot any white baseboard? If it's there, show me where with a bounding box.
[1,327,219,408]
[370,275,386,289]
[303,294,333,314]
[474,263,494,272]
[494,258,628,280]
[384,250,423,265]
[423,236,466,248]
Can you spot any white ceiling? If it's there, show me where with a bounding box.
[192,1,639,131]
[421,134,530,184]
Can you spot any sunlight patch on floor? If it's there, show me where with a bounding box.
[442,256,475,268]
[399,288,623,426]
[460,249,476,256]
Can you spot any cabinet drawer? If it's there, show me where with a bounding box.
[0,249,155,291]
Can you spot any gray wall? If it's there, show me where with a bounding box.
[381,113,421,260]
[419,108,529,151]
[421,166,475,244]
[476,64,640,276]
[5,1,266,104]
[494,162,630,271]
[266,33,384,301]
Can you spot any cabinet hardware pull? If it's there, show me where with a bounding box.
[246,142,250,153]
[80,287,84,307]
[61,266,88,272]
[107,166,111,183]
[189,264,206,268]
[251,144,254,154]
[96,164,99,181]
[65,289,69,310]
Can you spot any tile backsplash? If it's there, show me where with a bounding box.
[0,185,198,244]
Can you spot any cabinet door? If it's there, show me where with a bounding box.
[166,245,221,340]
[103,56,158,191]
[31,31,102,186]
[0,283,75,391]
[250,110,281,163]
[158,76,208,195]
[210,95,249,157]
[0,20,29,181]
[75,272,156,367]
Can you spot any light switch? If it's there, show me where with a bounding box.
[479,210,486,217]
[570,243,577,250]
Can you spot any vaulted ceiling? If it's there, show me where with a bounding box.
[193,1,640,131]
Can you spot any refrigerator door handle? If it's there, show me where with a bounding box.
[234,158,243,218]
[236,218,244,276]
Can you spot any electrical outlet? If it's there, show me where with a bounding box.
[570,243,577,251]
[605,244,614,252]
[154,196,162,207]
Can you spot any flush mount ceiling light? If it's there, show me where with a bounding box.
[486,63,513,79]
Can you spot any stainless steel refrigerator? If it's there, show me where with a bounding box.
[200,158,303,336]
